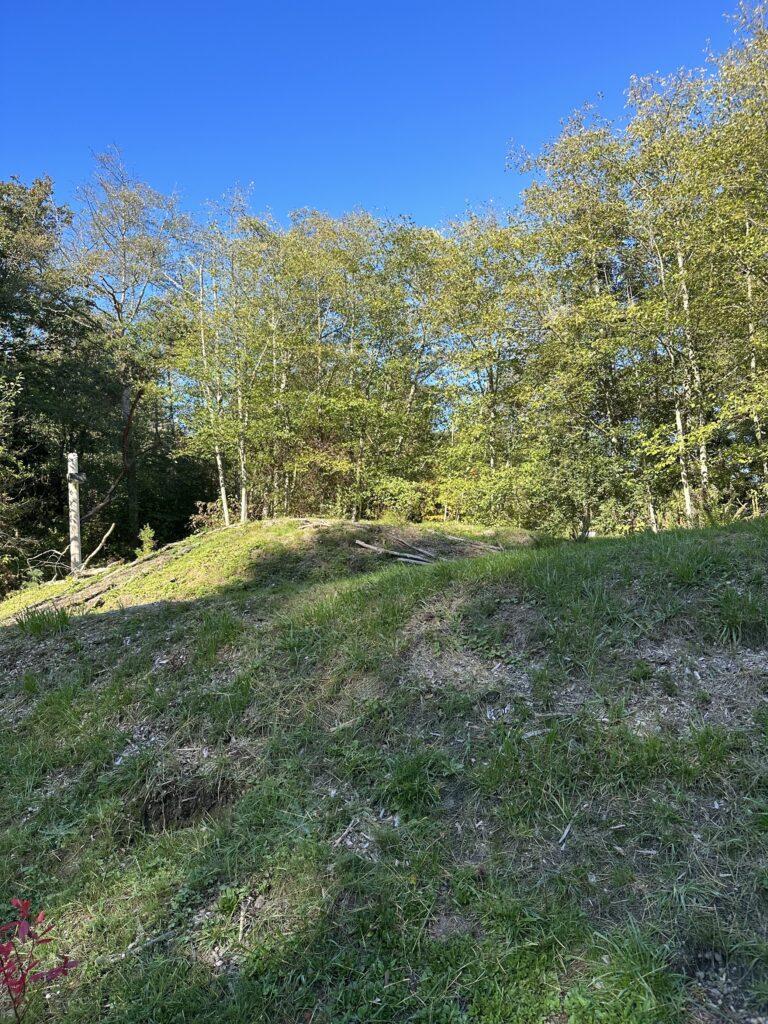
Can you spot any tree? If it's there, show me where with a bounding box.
[67,148,181,536]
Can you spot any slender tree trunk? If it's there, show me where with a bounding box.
[745,220,768,486]
[271,465,279,518]
[237,419,248,525]
[676,243,709,508]
[236,381,248,524]
[121,384,140,535]
[675,400,695,526]
[214,444,231,527]
[647,492,659,534]
[198,264,230,527]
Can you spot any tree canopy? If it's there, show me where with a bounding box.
[3,10,768,589]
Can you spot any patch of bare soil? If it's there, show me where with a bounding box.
[0,603,180,692]
[684,951,768,1023]
[300,519,530,566]
[141,769,238,832]
[0,630,63,695]
[113,723,165,766]
[622,640,768,735]
[405,591,542,698]
[440,791,496,869]
[311,777,403,862]
[428,907,484,942]
[411,641,518,693]
[329,807,401,861]
[136,740,260,833]
[191,885,312,980]
[317,674,389,730]
[405,583,768,735]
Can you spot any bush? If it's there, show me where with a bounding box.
[0,898,78,1020]
[189,500,229,532]
[366,477,432,523]
[134,523,157,558]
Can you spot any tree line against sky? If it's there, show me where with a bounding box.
[1,6,767,589]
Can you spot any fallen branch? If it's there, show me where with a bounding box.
[442,534,503,551]
[394,537,439,560]
[96,928,180,965]
[333,818,359,847]
[354,539,433,563]
[79,522,116,572]
[26,539,71,576]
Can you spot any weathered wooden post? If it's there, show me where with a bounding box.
[67,452,84,573]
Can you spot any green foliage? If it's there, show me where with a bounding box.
[16,604,70,637]
[135,523,157,559]
[8,13,768,578]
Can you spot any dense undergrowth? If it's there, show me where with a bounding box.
[1,518,767,1022]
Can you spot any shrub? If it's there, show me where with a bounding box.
[0,899,78,1021]
[135,523,157,559]
[189,499,229,532]
[368,476,432,523]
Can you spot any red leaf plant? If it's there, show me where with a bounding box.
[0,899,78,1022]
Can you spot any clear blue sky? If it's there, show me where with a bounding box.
[2,0,736,225]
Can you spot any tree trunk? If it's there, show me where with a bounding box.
[67,452,82,572]
[745,221,768,487]
[198,264,230,527]
[238,433,248,524]
[121,385,140,535]
[647,490,659,534]
[675,243,709,509]
[215,444,231,527]
[675,400,695,526]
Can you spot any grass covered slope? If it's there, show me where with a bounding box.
[1,518,768,1023]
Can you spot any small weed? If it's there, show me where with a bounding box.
[16,605,70,637]
[216,885,248,916]
[194,607,241,667]
[20,671,40,695]
[659,672,678,697]
[714,586,768,645]
[531,666,557,706]
[382,747,458,814]
[630,659,655,683]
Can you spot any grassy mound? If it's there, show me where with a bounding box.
[1,518,768,1023]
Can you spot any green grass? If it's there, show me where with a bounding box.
[16,603,71,637]
[1,518,768,1022]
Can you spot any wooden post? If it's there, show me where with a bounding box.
[67,452,83,573]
